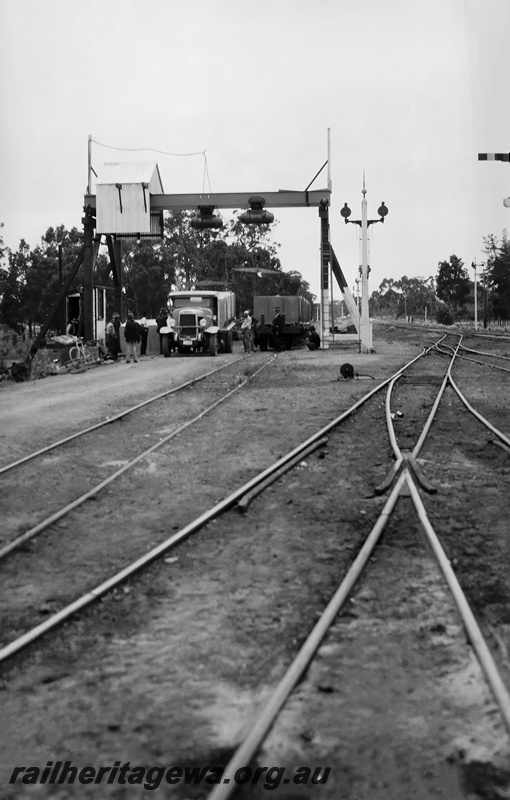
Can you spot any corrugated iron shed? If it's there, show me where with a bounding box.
[96,161,164,193]
[95,161,164,234]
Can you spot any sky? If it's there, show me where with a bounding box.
[1,0,510,301]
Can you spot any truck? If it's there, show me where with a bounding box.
[253,295,313,349]
[161,291,237,357]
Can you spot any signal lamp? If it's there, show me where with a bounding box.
[378,202,389,219]
[340,203,352,221]
[190,205,224,230]
[239,196,274,225]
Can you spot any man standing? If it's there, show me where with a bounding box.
[113,312,122,354]
[156,308,168,355]
[139,313,149,356]
[106,316,119,361]
[124,312,141,363]
[240,310,253,353]
[271,306,285,351]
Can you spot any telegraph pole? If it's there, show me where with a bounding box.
[471,259,484,331]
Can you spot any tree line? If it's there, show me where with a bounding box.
[0,213,314,331]
[369,231,510,326]
[1,213,509,331]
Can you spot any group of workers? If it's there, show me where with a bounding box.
[240,306,282,353]
[104,308,172,361]
[105,311,149,363]
[241,305,320,352]
[73,304,320,364]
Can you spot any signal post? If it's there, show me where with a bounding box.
[341,180,388,353]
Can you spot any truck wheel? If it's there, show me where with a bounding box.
[224,331,233,353]
[162,334,171,358]
[209,333,218,356]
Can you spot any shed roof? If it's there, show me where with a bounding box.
[96,161,164,192]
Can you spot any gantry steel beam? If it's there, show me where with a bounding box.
[84,188,331,211]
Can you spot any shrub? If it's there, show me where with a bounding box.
[436,303,454,326]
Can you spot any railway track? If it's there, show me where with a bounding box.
[0,355,248,477]
[205,332,510,800]
[0,353,273,560]
[0,343,426,659]
[1,328,509,798]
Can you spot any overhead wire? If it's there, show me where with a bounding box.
[202,151,213,193]
[91,138,205,157]
[90,138,213,198]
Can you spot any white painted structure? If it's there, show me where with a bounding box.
[96,162,164,235]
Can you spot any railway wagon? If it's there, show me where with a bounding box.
[254,295,313,349]
[162,290,237,357]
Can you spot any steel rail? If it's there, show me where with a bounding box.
[406,474,510,735]
[376,346,452,496]
[388,340,510,733]
[460,345,510,361]
[411,340,461,459]
[448,373,510,448]
[435,340,510,373]
[464,331,510,343]
[385,375,403,461]
[380,339,451,486]
[0,358,276,561]
[433,341,510,446]
[455,353,510,373]
[207,471,411,800]
[0,356,247,476]
[0,346,434,663]
[379,320,510,344]
[208,342,510,799]
[375,375,404,491]
[237,437,330,512]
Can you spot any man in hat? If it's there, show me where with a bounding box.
[240,310,253,353]
[156,307,168,355]
[306,325,321,351]
[106,315,119,361]
[112,312,122,354]
[124,311,141,363]
[271,306,285,351]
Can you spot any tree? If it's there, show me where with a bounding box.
[481,231,510,323]
[0,238,30,328]
[370,278,400,316]
[0,225,87,329]
[120,239,176,318]
[0,209,314,329]
[156,209,313,314]
[0,223,6,266]
[436,255,471,310]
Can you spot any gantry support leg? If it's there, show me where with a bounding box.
[106,236,123,318]
[319,203,331,349]
[82,206,96,342]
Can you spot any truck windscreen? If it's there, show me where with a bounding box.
[173,297,213,309]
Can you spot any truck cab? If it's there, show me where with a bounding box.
[161,291,237,356]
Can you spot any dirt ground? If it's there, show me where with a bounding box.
[0,324,509,800]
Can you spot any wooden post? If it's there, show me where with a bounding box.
[82,206,95,341]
